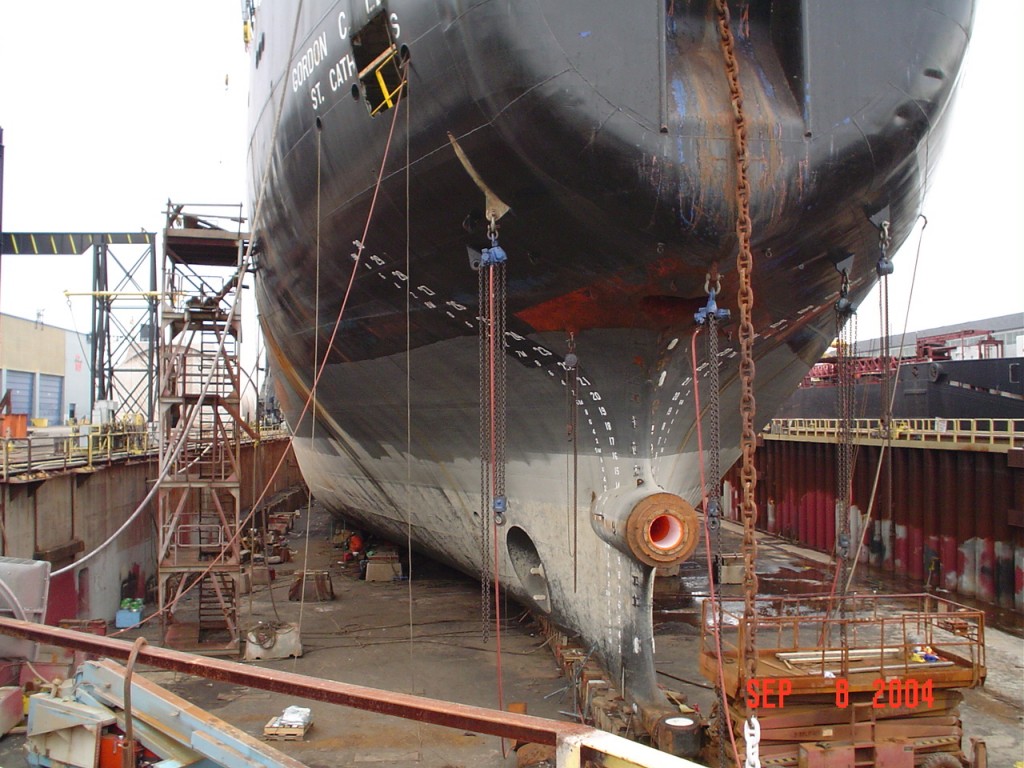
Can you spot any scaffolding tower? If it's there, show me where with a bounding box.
[156,202,255,654]
[89,240,159,421]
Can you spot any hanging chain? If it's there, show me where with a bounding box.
[694,266,733,767]
[714,0,759,692]
[876,222,894,573]
[478,256,492,641]
[835,268,856,647]
[478,215,509,641]
[707,310,729,768]
[707,317,722,538]
[566,334,580,592]
[495,241,508,525]
[877,222,893,439]
[744,715,762,768]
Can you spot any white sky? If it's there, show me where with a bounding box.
[0,2,1021,346]
[0,2,250,331]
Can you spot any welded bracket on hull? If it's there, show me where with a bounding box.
[448,132,511,223]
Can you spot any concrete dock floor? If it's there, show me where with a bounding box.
[0,501,1020,767]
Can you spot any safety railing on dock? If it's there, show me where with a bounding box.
[1,426,156,481]
[764,417,1024,452]
[699,592,986,698]
[1,424,290,481]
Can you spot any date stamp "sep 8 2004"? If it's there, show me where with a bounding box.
[746,677,937,709]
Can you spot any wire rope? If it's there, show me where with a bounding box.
[844,215,929,591]
[294,109,325,662]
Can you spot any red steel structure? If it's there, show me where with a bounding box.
[800,330,1005,387]
[726,420,1024,611]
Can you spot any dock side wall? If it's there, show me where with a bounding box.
[0,438,305,624]
[725,441,1024,612]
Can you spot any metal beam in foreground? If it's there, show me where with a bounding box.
[0,617,704,768]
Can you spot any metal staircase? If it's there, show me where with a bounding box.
[156,202,255,654]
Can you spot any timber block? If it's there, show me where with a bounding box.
[0,686,23,736]
[365,561,400,582]
[263,718,312,741]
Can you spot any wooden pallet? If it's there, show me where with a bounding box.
[263,717,313,741]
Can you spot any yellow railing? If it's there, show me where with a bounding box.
[1,428,153,481]
[764,417,1024,452]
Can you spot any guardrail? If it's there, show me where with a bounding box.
[1,424,292,481]
[764,417,1024,452]
[1,428,154,481]
[700,592,985,697]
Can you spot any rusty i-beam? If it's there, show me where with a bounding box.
[0,616,575,745]
[0,617,709,767]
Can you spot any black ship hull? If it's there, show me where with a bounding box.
[780,357,1024,421]
[247,0,973,710]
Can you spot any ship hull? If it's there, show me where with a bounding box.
[247,0,973,707]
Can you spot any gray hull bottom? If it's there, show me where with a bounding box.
[272,326,810,705]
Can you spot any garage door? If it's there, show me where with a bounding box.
[38,374,64,425]
[6,370,34,415]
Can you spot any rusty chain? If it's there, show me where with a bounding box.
[714,0,759,700]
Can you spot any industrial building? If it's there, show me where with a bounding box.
[0,312,90,431]
[857,312,1024,360]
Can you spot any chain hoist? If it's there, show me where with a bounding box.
[876,221,894,572]
[834,265,857,649]
[489,217,509,531]
[694,271,730,542]
[714,0,760,700]
[876,223,893,443]
[694,269,731,767]
[478,243,491,641]
[478,214,508,641]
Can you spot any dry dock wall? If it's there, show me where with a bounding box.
[0,437,304,624]
[726,440,1024,612]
